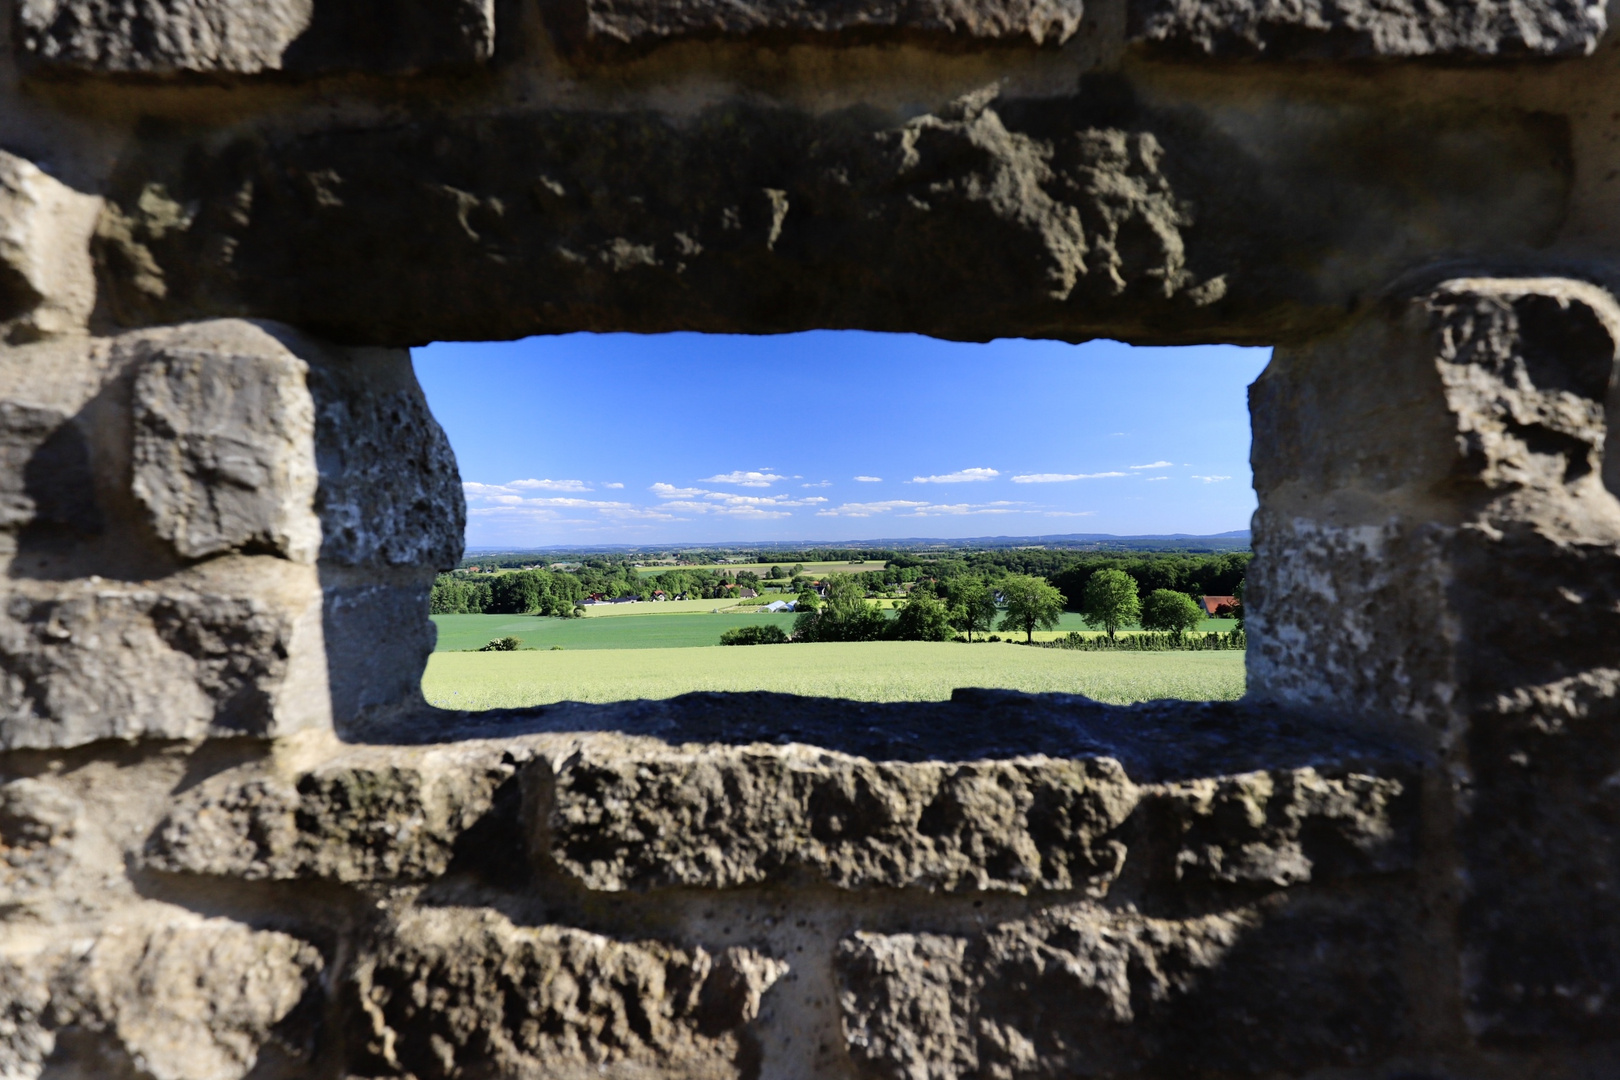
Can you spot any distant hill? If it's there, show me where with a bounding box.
[463,531,1251,562]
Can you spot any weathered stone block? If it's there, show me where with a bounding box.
[15,0,496,76]
[90,89,1571,346]
[1128,0,1606,57]
[1157,767,1414,886]
[346,907,784,1079]
[1249,278,1620,1044]
[568,0,1083,48]
[48,912,322,1080]
[145,739,518,882]
[838,899,1408,1078]
[131,340,320,564]
[0,563,331,749]
[307,347,464,570]
[536,744,1139,893]
[0,152,100,342]
[0,776,81,908]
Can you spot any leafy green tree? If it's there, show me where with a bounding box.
[946,578,998,642]
[768,565,785,581]
[1231,578,1245,630]
[1140,589,1204,640]
[720,624,790,645]
[1082,569,1141,640]
[892,593,954,641]
[488,572,541,614]
[795,590,821,612]
[479,636,522,652]
[998,575,1066,643]
[794,575,888,641]
[790,563,804,577]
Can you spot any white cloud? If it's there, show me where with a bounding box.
[854,475,883,483]
[1010,471,1128,483]
[1130,461,1174,470]
[650,483,706,498]
[905,502,1020,516]
[1144,476,1170,482]
[509,478,592,492]
[603,482,624,489]
[702,470,785,487]
[909,467,999,484]
[1192,475,1233,483]
[816,500,930,517]
[802,480,832,488]
[1044,510,1099,517]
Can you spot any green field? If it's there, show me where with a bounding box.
[432,611,1239,652]
[422,641,1246,708]
[433,612,800,652]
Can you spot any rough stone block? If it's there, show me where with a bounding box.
[569,0,1084,48]
[1249,278,1620,1044]
[0,776,81,909]
[48,912,322,1080]
[0,152,100,341]
[536,744,1139,893]
[346,907,785,1079]
[144,739,519,882]
[131,339,320,564]
[838,899,1407,1078]
[1128,0,1606,58]
[15,0,496,76]
[0,562,330,749]
[0,401,101,536]
[307,347,464,570]
[1157,767,1414,886]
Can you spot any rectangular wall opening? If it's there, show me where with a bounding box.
[410,332,1270,709]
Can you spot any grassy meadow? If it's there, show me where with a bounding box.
[432,610,1239,652]
[422,641,1246,708]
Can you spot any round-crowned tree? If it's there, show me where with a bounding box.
[1081,569,1141,640]
[998,574,1066,643]
[1141,588,1205,640]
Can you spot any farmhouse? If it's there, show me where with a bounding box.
[1200,595,1239,617]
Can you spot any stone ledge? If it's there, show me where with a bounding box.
[141,695,1421,897]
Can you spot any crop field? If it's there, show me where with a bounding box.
[433,612,799,652]
[432,611,1240,652]
[422,641,1246,708]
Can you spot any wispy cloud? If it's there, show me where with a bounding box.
[854,475,883,483]
[802,480,832,488]
[816,499,1023,518]
[1010,471,1127,483]
[508,478,593,492]
[816,500,930,518]
[1130,461,1174,470]
[909,467,999,484]
[650,483,705,498]
[1145,476,1170,482]
[603,482,624,489]
[906,501,1021,517]
[702,470,785,487]
[1191,475,1233,483]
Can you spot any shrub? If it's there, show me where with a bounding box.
[719,624,790,646]
[479,636,522,652]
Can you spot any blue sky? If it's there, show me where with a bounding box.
[412,333,1270,548]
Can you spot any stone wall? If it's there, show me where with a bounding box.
[3,0,1620,1077]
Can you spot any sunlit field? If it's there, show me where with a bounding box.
[421,641,1246,708]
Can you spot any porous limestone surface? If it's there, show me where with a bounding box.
[0,319,462,749]
[1,696,1433,1079]
[2,0,1620,1072]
